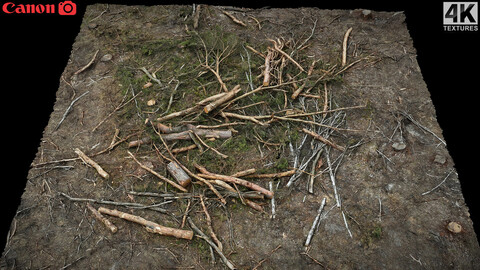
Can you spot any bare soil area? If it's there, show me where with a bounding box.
[2,4,479,269]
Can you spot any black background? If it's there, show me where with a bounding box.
[0,0,478,252]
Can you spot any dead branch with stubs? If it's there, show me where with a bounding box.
[98,207,193,240]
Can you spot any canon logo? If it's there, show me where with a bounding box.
[2,1,76,15]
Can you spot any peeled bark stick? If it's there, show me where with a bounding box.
[171,144,197,154]
[98,207,193,240]
[128,137,152,148]
[291,83,306,100]
[86,203,117,233]
[156,106,198,122]
[244,169,296,179]
[221,111,266,126]
[167,161,191,187]
[342,27,353,67]
[194,164,273,199]
[127,151,188,192]
[230,168,256,178]
[73,49,99,75]
[301,128,346,152]
[263,48,273,86]
[305,197,326,247]
[204,85,241,113]
[308,150,323,194]
[74,148,109,179]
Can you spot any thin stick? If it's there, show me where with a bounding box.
[181,200,191,228]
[192,131,228,159]
[209,180,264,211]
[86,203,117,233]
[305,197,326,246]
[187,218,235,270]
[308,150,323,194]
[222,10,246,26]
[99,207,193,240]
[195,164,273,199]
[269,181,276,219]
[55,91,89,131]
[74,50,99,75]
[127,151,188,192]
[200,196,223,251]
[284,104,366,118]
[74,148,109,179]
[221,111,266,126]
[342,27,353,67]
[341,210,353,238]
[245,45,266,58]
[398,111,446,146]
[421,169,455,196]
[273,116,362,132]
[59,192,168,213]
[244,169,295,179]
[325,149,340,207]
[302,128,345,152]
[196,122,244,129]
[140,67,162,86]
[92,91,142,132]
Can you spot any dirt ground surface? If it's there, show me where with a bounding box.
[2,4,480,270]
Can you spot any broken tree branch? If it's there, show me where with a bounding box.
[74,50,99,75]
[98,207,193,240]
[204,85,241,113]
[244,169,296,179]
[74,148,109,179]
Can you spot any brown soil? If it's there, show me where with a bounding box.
[2,4,479,270]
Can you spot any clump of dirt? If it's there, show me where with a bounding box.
[2,4,479,270]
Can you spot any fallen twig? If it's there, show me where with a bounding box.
[74,148,109,179]
[342,27,353,67]
[200,196,223,251]
[86,203,117,233]
[222,10,246,26]
[302,128,345,152]
[55,91,89,131]
[192,131,228,159]
[422,169,455,196]
[99,207,193,240]
[263,48,273,86]
[221,111,266,126]
[305,197,326,247]
[140,67,162,86]
[204,85,241,113]
[74,50,99,75]
[59,192,168,213]
[187,217,235,270]
[92,91,142,132]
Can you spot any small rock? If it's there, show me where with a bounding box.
[385,183,395,193]
[434,154,447,165]
[88,22,97,29]
[392,142,406,151]
[447,222,462,233]
[361,9,373,20]
[100,54,112,62]
[143,82,153,89]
